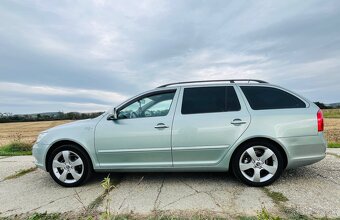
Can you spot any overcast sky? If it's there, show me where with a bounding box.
[1,0,339,114]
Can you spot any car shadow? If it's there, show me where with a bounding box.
[87,171,238,186]
[86,166,322,187]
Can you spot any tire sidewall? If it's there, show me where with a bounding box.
[47,144,92,187]
[232,141,284,187]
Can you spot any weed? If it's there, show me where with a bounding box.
[11,132,23,143]
[281,207,309,220]
[256,208,281,220]
[27,212,61,220]
[262,188,288,204]
[87,193,106,212]
[87,174,122,215]
[101,175,116,219]
[238,216,257,220]
[3,167,37,181]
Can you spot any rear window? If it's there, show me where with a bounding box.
[240,86,306,110]
[181,86,241,114]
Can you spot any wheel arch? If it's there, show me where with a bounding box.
[45,140,94,172]
[229,137,288,170]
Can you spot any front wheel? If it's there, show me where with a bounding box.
[232,141,284,187]
[47,145,93,187]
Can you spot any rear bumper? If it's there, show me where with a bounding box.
[278,133,327,169]
[287,154,325,169]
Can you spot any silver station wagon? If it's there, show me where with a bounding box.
[33,79,326,187]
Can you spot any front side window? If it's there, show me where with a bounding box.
[118,91,176,119]
[181,86,241,114]
[240,86,306,110]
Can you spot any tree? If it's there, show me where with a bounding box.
[314,102,330,109]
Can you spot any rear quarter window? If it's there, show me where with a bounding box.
[240,86,306,110]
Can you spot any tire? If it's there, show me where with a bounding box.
[47,144,93,187]
[231,141,284,187]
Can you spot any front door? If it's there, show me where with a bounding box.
[95,89,178,169]
[171,85,250,166]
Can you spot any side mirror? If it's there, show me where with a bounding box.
[107,108,118,120]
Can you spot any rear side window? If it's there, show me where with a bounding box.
[181,86,240,114]
[240,86,306,110]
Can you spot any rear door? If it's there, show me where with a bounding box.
[171,85,250,167]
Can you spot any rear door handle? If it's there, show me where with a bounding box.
[231,119,247,125]
[154,123,169,129]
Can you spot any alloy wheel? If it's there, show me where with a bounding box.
[52,150,84,184]
[239,146,278,183]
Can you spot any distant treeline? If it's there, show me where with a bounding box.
[0,111,104,123]
[314,102,339,109]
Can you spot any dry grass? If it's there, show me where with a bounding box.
[324,118,340,144]
[0,120,73,147]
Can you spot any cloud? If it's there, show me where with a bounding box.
[0,0,339,113]
[0,82,128,113]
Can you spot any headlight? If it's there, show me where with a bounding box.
[36,132,48,143]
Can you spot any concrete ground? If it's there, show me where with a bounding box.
[0,149,339,219]
[0,156,36,181]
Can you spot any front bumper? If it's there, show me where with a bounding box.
[32,142,49,171]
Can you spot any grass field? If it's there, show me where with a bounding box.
[324,118,340,147]
[0,110,339,155]
[323,108,340,118]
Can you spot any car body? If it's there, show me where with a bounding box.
[33,79,327,187]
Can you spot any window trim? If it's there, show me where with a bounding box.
[116,89,177,119]
[240,85,308,110]
[180,85,241,115]
[226,86,242,112]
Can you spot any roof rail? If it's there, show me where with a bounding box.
[157,79,267,88]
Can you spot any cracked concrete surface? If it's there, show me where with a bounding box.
[0,149,339,218]
[0,156,35,181]
[0,169,104,216]
[267,152,340,218]
[100,172,278,216]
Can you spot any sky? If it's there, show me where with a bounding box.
[0,0,340,114]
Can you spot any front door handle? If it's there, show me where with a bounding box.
[231,119,247,125]
[154,123,169,129]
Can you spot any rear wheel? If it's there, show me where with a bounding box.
[47,145,92,187]
[232,141,284,187]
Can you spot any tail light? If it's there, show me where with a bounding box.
[317,109,324,132]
